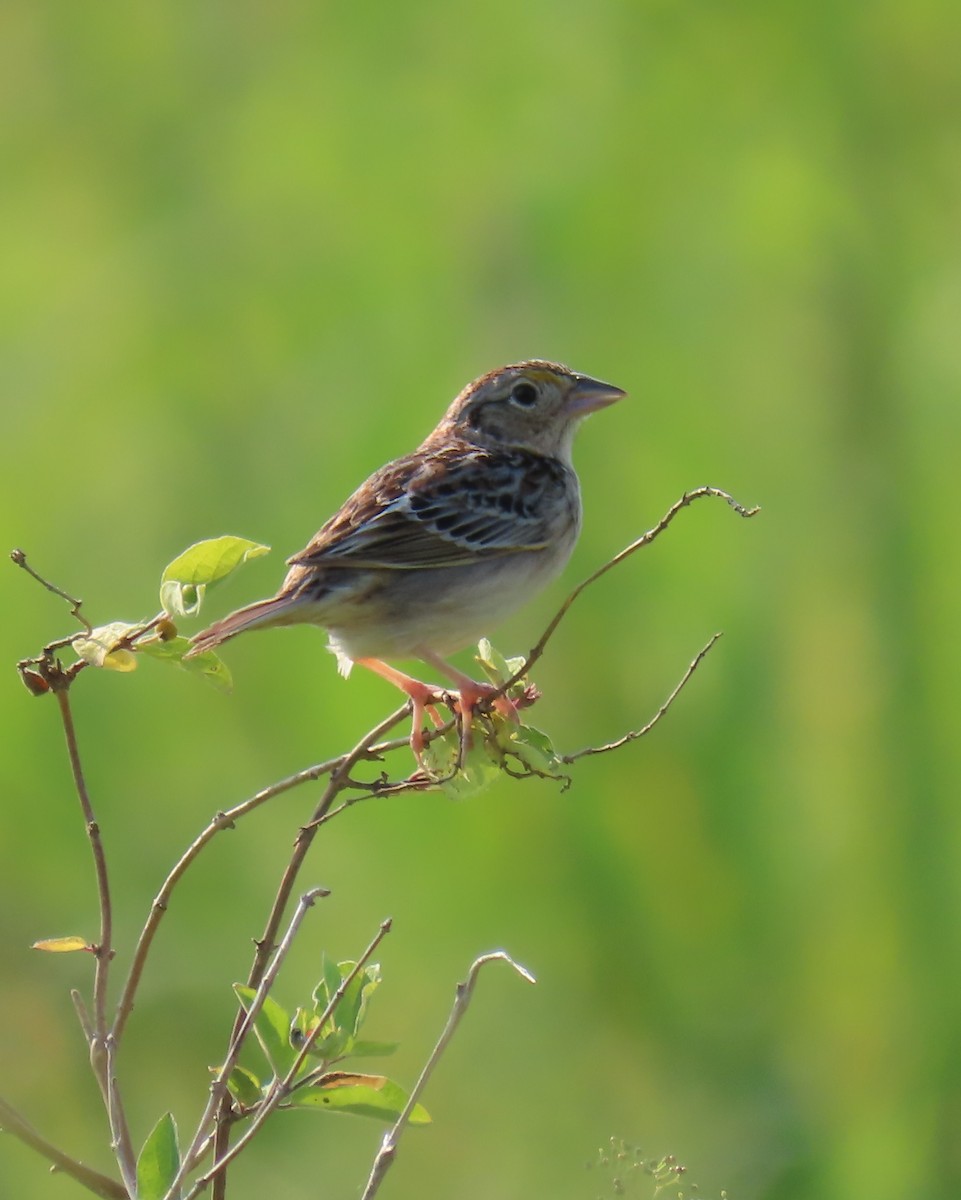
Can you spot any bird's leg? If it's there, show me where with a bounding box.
[415,648,519,753]
[354,658,445,756]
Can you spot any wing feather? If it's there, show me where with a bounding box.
[287,445,576,572]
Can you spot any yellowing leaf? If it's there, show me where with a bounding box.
[74,622,142,670]
[32,936,93,953]
[102,649,138,672]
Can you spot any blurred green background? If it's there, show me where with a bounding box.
[2,3,960,1198]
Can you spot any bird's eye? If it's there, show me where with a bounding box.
[509,381,539,408]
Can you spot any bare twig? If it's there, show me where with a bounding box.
[71,989,94,1042]
[499,487,758,698]
[360,951,536,1200]
[204,704,412,1200]
[240,705,409,998]
[112,747,375,1044]
[0,1095,127,1200]
[10,548,93,634]
[52,689,137,1194]
[53,690,112,1037]
[562,633,723,762]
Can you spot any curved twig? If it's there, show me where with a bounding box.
[562,633,723,762]
[10,548,92,635]
[360,951,536,1200]
[499,487,758,698]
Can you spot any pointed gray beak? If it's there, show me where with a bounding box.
[566,373,627,415]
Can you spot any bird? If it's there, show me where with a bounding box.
[188,360,625,760]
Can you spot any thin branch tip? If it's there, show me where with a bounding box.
[12,548,92,634]
[360,945,538,1200]
[562,631,724,763]
[476,951,536,985]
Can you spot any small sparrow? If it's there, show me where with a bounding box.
[190,361,625,757]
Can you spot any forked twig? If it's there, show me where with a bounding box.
[10,548,92,635]
[112,729,409,1044]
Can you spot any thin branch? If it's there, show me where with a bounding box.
[112,745,376,1044]
[361,951,536,1200]
[52,688,138,1194]
[240,705,408,1004]
[500,487,758,698]
[562,632,723,762]
[0,1095,127,1200]
[105,1043,135,1192]
[204,704,411,1200]
[10,548,93,634]
[71,989,94,1041]
[183,919,393,1200]
[53,690,112,1038]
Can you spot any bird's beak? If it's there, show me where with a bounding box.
[566,374,627,415]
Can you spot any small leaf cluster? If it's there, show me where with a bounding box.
[228,957,429,1126]
[419,638,570,798]
[129,959,427,1200]
[68,535,269,691]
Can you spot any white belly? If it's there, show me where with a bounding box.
[325,539,576,670]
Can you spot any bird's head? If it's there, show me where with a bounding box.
[431,360,626,461]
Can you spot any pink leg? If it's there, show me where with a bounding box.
[415,648,519,749]
[354,658,444,755]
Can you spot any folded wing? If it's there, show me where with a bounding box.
[288,445,576,571]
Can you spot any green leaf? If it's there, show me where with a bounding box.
[138,635,233,692]
[475,637,511,685]
[287,1072,430,1125]
[220,1064,263,1108]
[314,959,381,1039]
[506,724,564,775]
[233,986,297,1076]
[73,622,141,671]
[421,725,504,800]
[475,639,528,695]
[320,954,343,1010]
[136,1112,181,1200]
[160,536,270,617]
[336,961,380,1039]
[293,961,390,1064]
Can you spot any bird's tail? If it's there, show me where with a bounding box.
[187,594,303,657]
